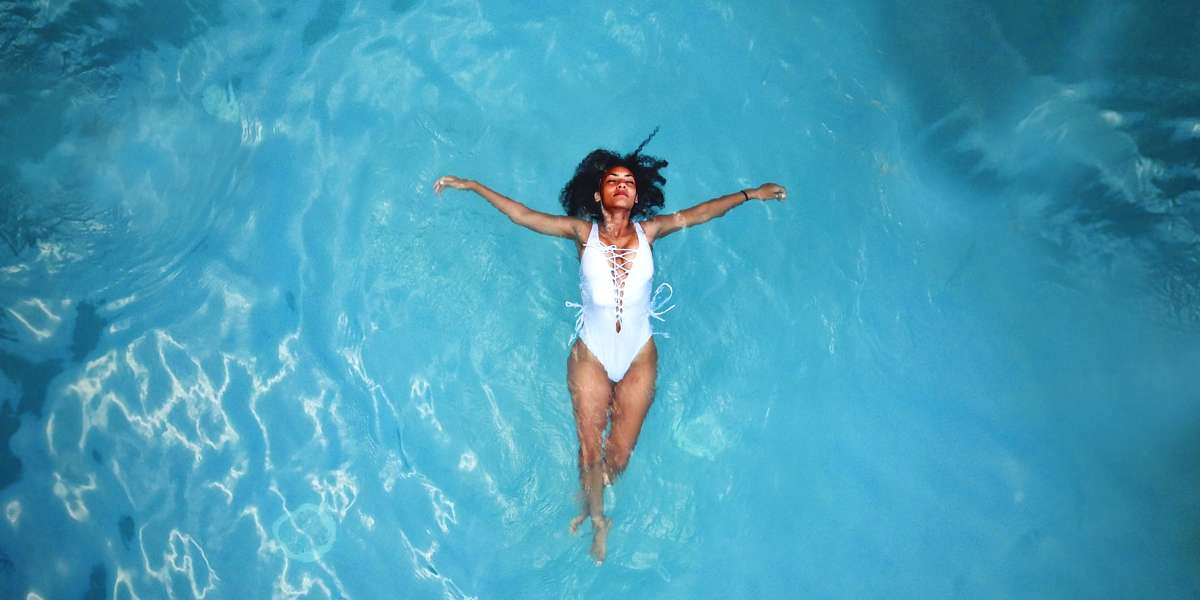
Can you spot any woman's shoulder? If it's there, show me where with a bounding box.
[568,218,594,242]
[637,216,665,244]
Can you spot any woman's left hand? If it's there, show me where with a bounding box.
[750,183,787,201]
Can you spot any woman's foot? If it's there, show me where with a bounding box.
[569,512,588,534]
[590,516,611,563]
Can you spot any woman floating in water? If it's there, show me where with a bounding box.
[434,131,785,562]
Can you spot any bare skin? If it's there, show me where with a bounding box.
[434,166,785,563]
[566,335,656,562]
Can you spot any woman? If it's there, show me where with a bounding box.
[433,135,785,562]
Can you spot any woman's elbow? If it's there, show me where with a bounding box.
[508,208,532,226]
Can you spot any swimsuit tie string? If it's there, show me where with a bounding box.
[564,300,584,344]
[594,241,636,331]
[650,282,676,338]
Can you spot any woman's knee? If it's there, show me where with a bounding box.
[578,441,604,468]
[604,441,633,476]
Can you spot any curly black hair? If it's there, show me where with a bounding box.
[559,128,668,221]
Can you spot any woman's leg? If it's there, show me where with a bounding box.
[606,339,657,483]
[566,339,614,561]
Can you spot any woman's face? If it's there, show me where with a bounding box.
[595,166,637,211]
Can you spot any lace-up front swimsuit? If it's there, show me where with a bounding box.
[574,222,671,381]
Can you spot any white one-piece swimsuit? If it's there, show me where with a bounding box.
[576,222,658,382]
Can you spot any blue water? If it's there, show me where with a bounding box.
[2,1,1198,597]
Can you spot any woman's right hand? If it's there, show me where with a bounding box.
[433,175,475,194]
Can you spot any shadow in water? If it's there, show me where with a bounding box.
[83,562,106,600]
[0,300,108,491]
[869,0,1200,322]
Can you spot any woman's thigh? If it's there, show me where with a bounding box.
[609,339,657,454]
[567,339,613,459]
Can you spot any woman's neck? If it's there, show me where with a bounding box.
[599,208,633,238]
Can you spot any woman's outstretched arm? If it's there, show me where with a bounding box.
[434,175,589,241]
[643,182,786,242]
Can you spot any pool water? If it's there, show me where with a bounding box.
[2,1,1198,597]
